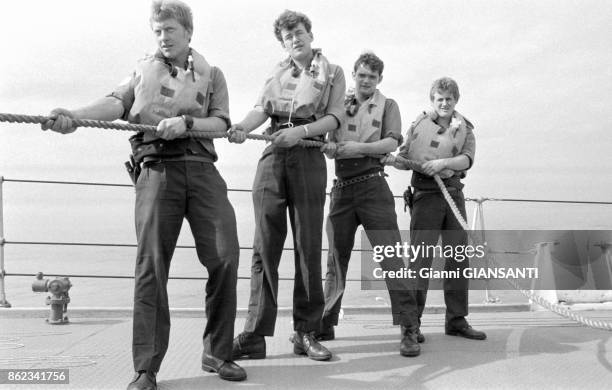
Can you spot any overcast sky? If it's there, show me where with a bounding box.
[1,0,611,205]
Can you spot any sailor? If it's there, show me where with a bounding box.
[319,52,421,357]
[41,1,246,387]
[383,77,487,342]
[228,10,345,361]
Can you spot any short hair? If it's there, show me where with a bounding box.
[273,10,312,42]
[430,77,460,101]
[150,0,193,34]
[353,52,384,76]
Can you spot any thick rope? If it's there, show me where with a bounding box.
[433,174,612,331]
[0,113,324,148]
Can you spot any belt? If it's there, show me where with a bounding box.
[143,155,213,164]
[268,116,324,142]
[413,186,459,195]
[270,116,313,131]
[332,171,386,190]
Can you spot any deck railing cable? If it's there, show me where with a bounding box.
[5,178,612,204]
[1,176,611,308]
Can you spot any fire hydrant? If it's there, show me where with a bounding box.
[32,272,71,324]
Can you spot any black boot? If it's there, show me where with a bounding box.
[400,326,421,357]
[416,328,425,343]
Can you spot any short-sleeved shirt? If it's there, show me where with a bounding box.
[379,98,403,144]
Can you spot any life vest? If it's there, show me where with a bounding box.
[331,90,388,178]
[259,49,334,119]
[332,89,386,159]
[405,111,470,163]
[126,49,219,161]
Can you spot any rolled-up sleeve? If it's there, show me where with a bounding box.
[323,66,346,129]
[253,75,272,113]
[381,99,403,145]
[107,72,137,120]
[207,67,231,128]
[397,123,414,160]
[461,126,476,169]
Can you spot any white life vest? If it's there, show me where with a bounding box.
[126,48,212,143]
[405,111,469,163]
[125,49,223,161]
[259,49,333,119]
[332,89,386,159]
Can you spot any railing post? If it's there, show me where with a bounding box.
[472,198,500,303]
[0,176,11,307]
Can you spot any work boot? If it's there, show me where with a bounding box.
[445,324,487,340]
[126,371,156,390]
[400,326,421,357]
[292,331,332,361]
[201,352,247,382]
[416,328,425,343]
[232,332,266,360]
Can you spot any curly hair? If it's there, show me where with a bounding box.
[353,51,384,76]
[273,10,312,42]
[430,77,460,101]
[150,0,193,34]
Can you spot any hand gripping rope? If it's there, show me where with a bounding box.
[432,174,612,331]
[0,113,326,148]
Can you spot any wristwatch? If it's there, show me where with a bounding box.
[182,114,194,130]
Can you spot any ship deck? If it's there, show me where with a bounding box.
[2,306,611,389]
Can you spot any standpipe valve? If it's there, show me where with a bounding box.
[32,272,71,324]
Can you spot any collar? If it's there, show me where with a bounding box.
[346,89,381,116]
[154,47,194,77]
[282,48,322,77]
[344,88,359,116]
[364,89,381,108]
[431,111,467,135]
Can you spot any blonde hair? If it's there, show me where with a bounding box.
[150,0,193,34]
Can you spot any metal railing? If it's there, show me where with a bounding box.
[1,176,612,308]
